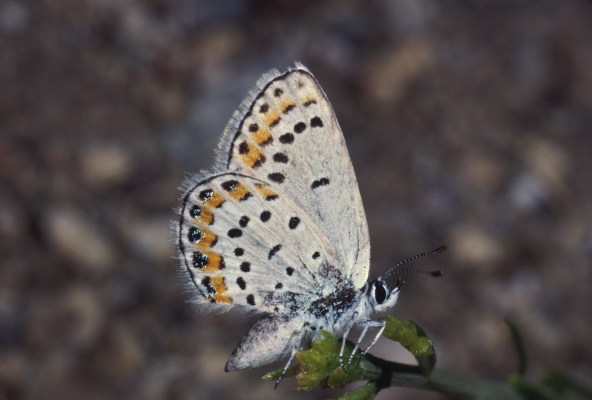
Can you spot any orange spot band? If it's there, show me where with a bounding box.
[280,101,296,114]
[227,182,251,202]
[211,276,232,304]
[192,227,217,248]
[195,209,214,225]
[262,110,280,127]
[240,145,265,168]
[252,128,272,146]
[204,192,225,208]
[255,183,278,200]
[197,250,225,273]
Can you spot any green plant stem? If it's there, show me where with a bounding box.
[362,353,522,400]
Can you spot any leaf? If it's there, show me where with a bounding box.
[335,382,378,400]
[261,364,298,383]
[509,374,553,400]
[541,369,592,399]
[297,331,366,390]
[381,316,436,375]
[295,331,340,390]
[262,330,369,391]
[505,318,527,376]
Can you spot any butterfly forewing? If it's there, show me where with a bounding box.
[221,63,370,288]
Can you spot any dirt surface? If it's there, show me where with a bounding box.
[2,1,591,399]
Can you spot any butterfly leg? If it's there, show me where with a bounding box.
[347,320,386,366]
[347,321,371,365]
[274,346,298,389]
[339,312,358,369]
[274,322,312,389]
[356,320,386,363]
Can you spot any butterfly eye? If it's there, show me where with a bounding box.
[373,281,388,304]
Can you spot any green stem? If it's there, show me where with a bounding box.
[362,354,522,400]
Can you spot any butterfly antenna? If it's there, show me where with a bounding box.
[382,245,447,279]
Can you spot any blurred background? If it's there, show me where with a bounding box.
[1,1,591,399]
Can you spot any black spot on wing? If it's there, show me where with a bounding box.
[189,205,201,218]
[228,228,242,238]
[247,294,255,305]
[221,180,238,191]
[288,217,300,230]
[273,153,289,163]
[268,172,285,184]
[260,210,271,222]
[199,189,213,200]
[268,244,282,260]
[237,277,246,290]
[310,116,323,128]
[240,262,251,272]
[193,251,208,268]
[202,277,214,296]
[311,177,330,189]
[294,122,306,134]
[188,227,202,243]
[279,133,294,144]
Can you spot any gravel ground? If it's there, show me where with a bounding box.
[1,1,591,399]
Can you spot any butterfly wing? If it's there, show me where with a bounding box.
[218,63,370,288]
[178,172,340,312]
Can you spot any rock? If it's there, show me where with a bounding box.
[119,214,173,262]
[79,144,132,188]
[45,206,115,271]
[450,225,503,267]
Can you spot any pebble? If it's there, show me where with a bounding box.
[45,206,115,271]
[80,144,132,188]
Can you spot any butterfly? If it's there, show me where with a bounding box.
[176,62,443,384]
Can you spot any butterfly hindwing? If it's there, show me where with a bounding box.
[178,172,341,312]
[218,63,371,288]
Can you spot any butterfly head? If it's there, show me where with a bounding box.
[366,245,447,313]
[366,277,402,313]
